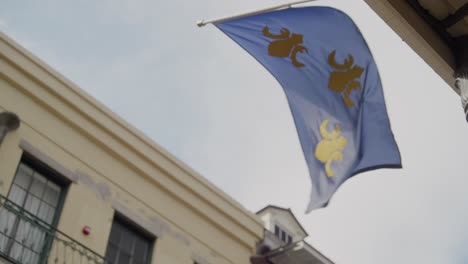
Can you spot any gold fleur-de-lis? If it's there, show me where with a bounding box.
[262,26,308,67]
[328,50,364,107]
[315,119,347,177]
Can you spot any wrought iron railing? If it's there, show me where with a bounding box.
[0,194,105,264]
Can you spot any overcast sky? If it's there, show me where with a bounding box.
[2,1,468,263]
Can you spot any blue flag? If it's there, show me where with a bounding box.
[216,6,402,212]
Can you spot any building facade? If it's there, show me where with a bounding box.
[0,31,264,264]
[253,206,333,264]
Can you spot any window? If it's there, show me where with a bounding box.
[273,225,293,244]
[0,158,67,264]
[105,216,153,264]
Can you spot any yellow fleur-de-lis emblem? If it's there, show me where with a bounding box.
[315,119,347,177]
[262,26,308,67]
[328,50,364,107]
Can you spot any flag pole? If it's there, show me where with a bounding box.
[196,0,319,27]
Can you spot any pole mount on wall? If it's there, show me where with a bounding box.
[0,112,20,146]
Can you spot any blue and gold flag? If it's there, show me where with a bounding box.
[216,6,402,212]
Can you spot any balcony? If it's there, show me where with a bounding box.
[0,194,105,264]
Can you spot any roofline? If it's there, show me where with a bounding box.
[302,240,333,264]
[256,205,308,236]
[266,240,333,264]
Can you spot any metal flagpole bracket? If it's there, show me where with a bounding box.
[196,0,319,27]
[0,112,20,147]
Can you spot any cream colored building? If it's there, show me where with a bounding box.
[0,30,264,264]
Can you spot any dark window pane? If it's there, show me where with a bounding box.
[133,238,148,262]
[105,218,153,264]
[24,195,41,215]
[15,164,33,189]
[43,182,61,207]
[29,174,47,198]
[118,252,131,264]
[281,230,286,242]
[106,244,118,264]
[9,185,27,206]
[0,210,17,240]
[288,235,292,244]
[9,242,24,261]
[120,230,135,253]
[27,252,39,264]
[30,228,46,252]
[21,248,37,264]
[109,222,122,243]
[16,220,34,244]
[274,225,279,237]
[37,202,55,224]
